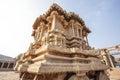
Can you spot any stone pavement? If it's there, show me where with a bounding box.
[0,71,19,80]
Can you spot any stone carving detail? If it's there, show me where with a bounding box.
[14,3,120,80]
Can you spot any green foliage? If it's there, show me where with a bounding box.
[14,53,22,61]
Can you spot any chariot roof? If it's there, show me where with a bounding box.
[32,3,91,33]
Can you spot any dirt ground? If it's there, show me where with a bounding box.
[0,71,19,80]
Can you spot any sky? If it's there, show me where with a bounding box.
[0,0,120,58]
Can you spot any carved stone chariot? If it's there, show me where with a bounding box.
[14,4,111,80]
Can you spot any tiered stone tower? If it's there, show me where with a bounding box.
[14,4,110,80]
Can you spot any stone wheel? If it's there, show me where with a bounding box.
[68,75,89,80]
[95,71,110,80]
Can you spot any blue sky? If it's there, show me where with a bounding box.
[0,0,120,57]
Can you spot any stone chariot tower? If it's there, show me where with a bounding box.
[14,4,110,80]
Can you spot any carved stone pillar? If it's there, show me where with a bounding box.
[72,23,75,37]
[39,25,43,41]
[1,62,4,69]
[80,28,82,37]
[55,35,58,46]
[7,62,10,69]
[85,36,89,46]
[63,39,66,47]
[107,53,115,67]
[77,27,79,37]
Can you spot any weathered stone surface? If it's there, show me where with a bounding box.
[14,3,120,80]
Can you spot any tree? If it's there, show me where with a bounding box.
[14,53,22,61]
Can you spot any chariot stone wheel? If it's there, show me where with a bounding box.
[96,72,110,80]
[68,75,89,80]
